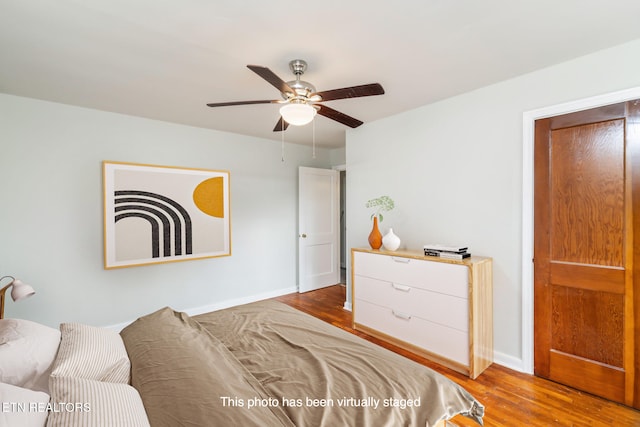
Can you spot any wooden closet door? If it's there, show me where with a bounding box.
[534,101,640,408]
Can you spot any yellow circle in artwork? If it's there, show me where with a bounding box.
[193,177,225,218]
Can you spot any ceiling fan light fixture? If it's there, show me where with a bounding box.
[207,60,385,131]
[279,103,317,126]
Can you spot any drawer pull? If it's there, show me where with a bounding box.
[391,283,411,292]
[392,257,410,263]
[392,310,412,320]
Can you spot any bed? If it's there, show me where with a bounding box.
[1,300,484,426]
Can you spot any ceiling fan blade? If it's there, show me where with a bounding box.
[313,83,384,102]
[317,105,364,128]
[273,117,289,132]
[206,100,280,107]
[247,65,297,96]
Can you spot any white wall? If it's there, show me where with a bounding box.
[0,94,340,327]
[346,38,640,370]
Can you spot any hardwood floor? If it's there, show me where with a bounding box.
[274,285,640,427]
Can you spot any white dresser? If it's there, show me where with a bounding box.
[351,248,493,379]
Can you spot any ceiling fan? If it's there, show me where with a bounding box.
[206,59,385,132]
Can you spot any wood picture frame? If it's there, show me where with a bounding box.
[103,161,231,269]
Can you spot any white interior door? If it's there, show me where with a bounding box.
[298,166,340,293]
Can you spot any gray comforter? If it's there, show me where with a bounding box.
[120,300,484,427]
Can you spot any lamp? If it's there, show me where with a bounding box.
[0,276,35,319]
[279,103,317,126]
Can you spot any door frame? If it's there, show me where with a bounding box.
[521,86,640,374]
[333,164,351,311]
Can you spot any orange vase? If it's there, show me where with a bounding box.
[368,216,383,249]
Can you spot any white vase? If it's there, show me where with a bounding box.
[382,228,401,251]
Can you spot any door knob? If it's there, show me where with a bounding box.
[300,233,307,238]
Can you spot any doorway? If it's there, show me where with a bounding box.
[297,166,340,293]
[533,100,640,408]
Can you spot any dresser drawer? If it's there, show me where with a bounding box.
[354,275,468,332]
[353,251,468,298]
[354,299,469,366]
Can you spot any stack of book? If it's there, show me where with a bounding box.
[423,244,470,260]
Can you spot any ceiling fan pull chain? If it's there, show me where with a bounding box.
[312,118,316,159]
[281,121,285,162]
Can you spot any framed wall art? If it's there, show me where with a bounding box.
[103,161,231,269]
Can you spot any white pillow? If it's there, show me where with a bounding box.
[46,376,150,427]
[50,323,130,383]
[0,319,61,393]
[0,382,50,427]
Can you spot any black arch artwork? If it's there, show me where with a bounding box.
[115,204,172,257]
[114,190,193,258]
[114,212,160,258]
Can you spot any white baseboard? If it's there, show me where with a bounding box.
[493,350,527,373]
[105,285,297,332]
[184,286,297,317]
[343,301,352,311]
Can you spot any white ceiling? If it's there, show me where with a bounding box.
[2,1,640,149]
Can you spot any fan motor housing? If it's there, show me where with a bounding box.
[283,59,316,99]
[284,80,316,99]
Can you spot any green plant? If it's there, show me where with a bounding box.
[365,196,395,221]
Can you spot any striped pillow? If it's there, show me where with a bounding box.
[46,376,150,427]
[50,323,130,383]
